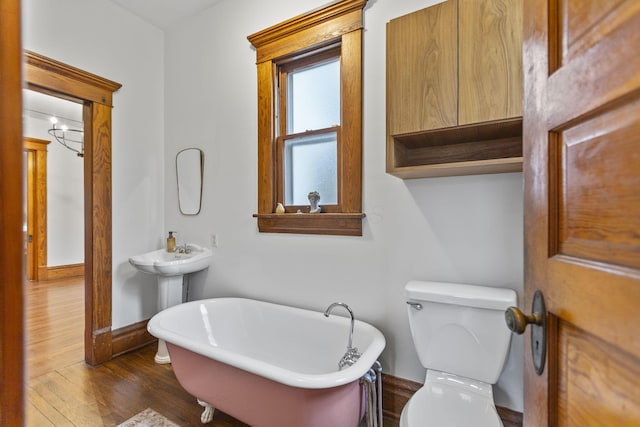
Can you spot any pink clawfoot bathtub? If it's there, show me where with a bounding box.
[147,297,386,426]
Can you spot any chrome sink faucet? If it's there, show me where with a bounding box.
[324,302,361,370]
[176,244,191,254]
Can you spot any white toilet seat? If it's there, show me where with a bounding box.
[399,371,503,427]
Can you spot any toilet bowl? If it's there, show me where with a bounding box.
[401,281,517,427]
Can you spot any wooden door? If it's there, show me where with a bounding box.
[523,0,640,425]
[24,149,35,280]
[24,137,49,281]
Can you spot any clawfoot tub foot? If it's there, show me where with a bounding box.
[197,399,216,424]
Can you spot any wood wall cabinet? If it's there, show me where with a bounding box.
[386,0,523,178]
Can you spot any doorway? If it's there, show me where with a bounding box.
[23,90,85,282]
[25,50,121,366]
[22,90,86,382]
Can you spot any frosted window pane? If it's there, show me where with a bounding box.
[287,58,340,133]
[284,131,337,206]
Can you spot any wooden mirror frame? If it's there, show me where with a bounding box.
[24,51,122,366]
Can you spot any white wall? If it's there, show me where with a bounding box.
[163,0,524,412]
[22,0,165,327]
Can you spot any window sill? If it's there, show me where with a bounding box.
[253,213,365,236]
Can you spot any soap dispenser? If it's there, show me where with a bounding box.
[167,231,176,253]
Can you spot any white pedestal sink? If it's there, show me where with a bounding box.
[129,244,212,364]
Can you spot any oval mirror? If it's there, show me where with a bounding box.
[176,148,204,215]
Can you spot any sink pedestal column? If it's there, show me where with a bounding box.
[154,275,184,364]
[129,245,212,365]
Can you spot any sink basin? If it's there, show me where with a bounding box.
[129,243,212,364]
[129,244,212,277]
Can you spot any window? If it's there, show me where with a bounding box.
[283,129,338,206]
[279,49,340,209]
[248,0,366,236]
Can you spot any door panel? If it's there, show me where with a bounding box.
[523,0,640,425]
[555,319,640,427]
[558,0,629,62]
[555,98,640,269]
[547,2,640,130]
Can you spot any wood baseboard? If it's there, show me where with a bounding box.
[112,319,156,358]
[381,373,422,421]
[382,373,523,427]
[47,263,84,280]
[497,406,525,427]
[37,265,48,281]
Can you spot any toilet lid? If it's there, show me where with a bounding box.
[400,383,503,427]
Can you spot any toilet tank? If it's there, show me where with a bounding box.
[405,280,517,384]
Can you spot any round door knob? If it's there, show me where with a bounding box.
[506,291,547,376]
[505,306,543,334]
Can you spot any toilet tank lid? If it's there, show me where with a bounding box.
[405,280,517,310]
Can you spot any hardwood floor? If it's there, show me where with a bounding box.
[25,277,248,426]
[26,277,84,381]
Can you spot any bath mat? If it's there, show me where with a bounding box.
[117,408,180,427]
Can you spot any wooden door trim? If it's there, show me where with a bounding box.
[25,51,119,106]
[23,137,49,281]
[25,50,122,366]
[0,0,25,422]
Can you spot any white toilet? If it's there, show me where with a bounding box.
[401,280,517,427]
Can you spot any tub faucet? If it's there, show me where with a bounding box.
[324,302,361,370]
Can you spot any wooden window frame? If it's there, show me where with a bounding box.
[248,0,366,236]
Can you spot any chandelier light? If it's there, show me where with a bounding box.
[48,116,84,157]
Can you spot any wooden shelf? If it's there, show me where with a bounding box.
[387,117,523,178]
[253,213,365,236]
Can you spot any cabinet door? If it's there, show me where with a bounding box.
[458,0,522,125]
[386,0,457,136]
